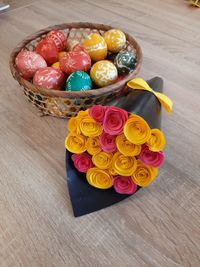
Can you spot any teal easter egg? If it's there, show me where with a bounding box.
[65,71,92,91]
[114,50,137,75]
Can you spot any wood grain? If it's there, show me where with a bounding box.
[0,0,200,266]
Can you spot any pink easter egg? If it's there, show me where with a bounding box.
[15,50,47,79]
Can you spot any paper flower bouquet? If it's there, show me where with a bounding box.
[65,106,165,195]
[65,77,172,217]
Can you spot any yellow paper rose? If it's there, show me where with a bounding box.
[67,117,81,135]
[77,109,89,118]
[79,114,103,137]
[124,114,151,145]
[116,134,142,156]
[147,129,166,152]
[92,151,112,170]
[108,167,118,176]
[112,152,137,176]
[65,134,87,154]
[86,136,102,155]
[86,167,113,189]
[131,161,158,187]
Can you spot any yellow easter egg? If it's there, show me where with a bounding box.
[51,62,60,69]
[83,33,107,62]
[58,51,67,60]
[104,29,126,53]
[90,60,118,87]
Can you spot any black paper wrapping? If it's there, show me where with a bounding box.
[66,77,163,217]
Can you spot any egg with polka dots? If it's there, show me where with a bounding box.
[66,71,92,91]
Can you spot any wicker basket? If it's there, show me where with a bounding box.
[10,22,142,118]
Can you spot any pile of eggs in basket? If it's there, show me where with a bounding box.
[15,29,137,91]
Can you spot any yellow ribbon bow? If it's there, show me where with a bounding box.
[127,78,173,113]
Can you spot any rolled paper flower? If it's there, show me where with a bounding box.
[131,161,158,187]
[92,151,112,170]
[112,152,137,176]
[113,176,137,195]
[67,117,81,135]
[89,105,106,124]
[124,114,151,145]
[147,129,166,152]
[86,136,102,155]
[116,134,141,156]
[71,153,93,173]
[79,115,103,137]
[99,132,117,153]
[108,167,118,176]
[103,106,128,135]
[65,134,87,154]
[77,109,89,118]
[86,167,113,189]
[139,146,164,167]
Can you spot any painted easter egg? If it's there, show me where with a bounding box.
[90,60,118,87]
[58,51,67,60]
[66,71,92,91]
[35,39,58,65]
[51,62,60,69]
[104,29,126,53]
[15,50,47,79]
[60,50,91,74]
[46,30,66,51]
[114,50,137,75]
[33,67,65,90]
[83,33,107,62]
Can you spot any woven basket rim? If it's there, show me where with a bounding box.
[9,22,143,98]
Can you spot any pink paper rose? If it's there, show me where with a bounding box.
[99,132,117,153]
[139,146,164,167]
[71,153,93,173]
[113,176,137,195]
[103,107,128,135]
[89,105,106,124]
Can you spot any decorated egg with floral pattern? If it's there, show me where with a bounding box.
[35,39,58,65]
[15,50,47,79]
[83,33,107,62]
[65,71,92,91]
[33,67,65,90]
[60,50,91,75]
[104,29,126,53]
[90,60,118,87]
[114,50,137,75]
[46,30,66,51]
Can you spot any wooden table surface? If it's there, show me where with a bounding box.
[0,0,200,266]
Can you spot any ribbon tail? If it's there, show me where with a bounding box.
[127,78,153,92]
[154,92,173,113]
